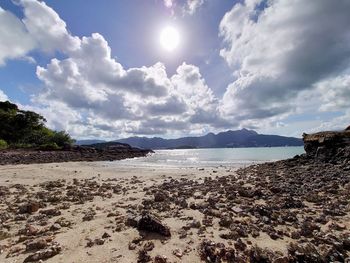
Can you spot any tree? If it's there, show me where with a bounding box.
[0,101,74,149]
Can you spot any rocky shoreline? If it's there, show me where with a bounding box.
[0,152,349,262]
[0,128,349,262]
[0,145,153,165]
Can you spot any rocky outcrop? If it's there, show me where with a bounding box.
[303,126,350,163]
[0,145,153,165]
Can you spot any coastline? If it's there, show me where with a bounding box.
[0,146,152,166]
[0,156,349,262]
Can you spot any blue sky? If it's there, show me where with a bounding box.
[0,0,349,139]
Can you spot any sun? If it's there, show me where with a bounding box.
[160,26,180,52]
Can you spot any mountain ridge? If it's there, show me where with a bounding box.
[76,129,303,149]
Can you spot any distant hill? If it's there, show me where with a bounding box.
[77,129,303,149]
[75,139,106,145]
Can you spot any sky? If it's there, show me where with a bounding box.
[0,0,349,140]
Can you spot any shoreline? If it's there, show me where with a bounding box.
[0,156,349,262]
[0,146,152,166]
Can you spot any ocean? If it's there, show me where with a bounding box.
[113,146,305,168]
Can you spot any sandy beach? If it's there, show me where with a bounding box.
[0,158,349,262]
[0,162,238,262]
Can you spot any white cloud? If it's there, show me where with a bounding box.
[1,1,223,138]
[163,0,205,16]
[185,0,205,15]
[315,75,350,111]
[1,0,350,138]
[219,0,350,122]
[20,0,80,53]
[0,7,35,65]
[0,89,8,101]
[163,0,173,8]
[34,36,225,136]
[0,0,80,66]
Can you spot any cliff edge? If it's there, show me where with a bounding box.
[303,126,350,163]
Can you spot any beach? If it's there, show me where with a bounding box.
[0,155,349,262]
[0,162,237,262]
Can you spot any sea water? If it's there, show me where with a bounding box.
[113,146,305,168]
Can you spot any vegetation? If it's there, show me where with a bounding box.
[0,139,8,150]
[0,101,74,150]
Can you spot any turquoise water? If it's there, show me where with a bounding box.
[115,146,305,167]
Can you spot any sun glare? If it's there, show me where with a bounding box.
[160,26,180,52]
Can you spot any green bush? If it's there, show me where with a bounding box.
[11,143,34,149]
[0,101,75,149]
[0,139,8,150]
[38,143,61,151]
[50,131,75,147]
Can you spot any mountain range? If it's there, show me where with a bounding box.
[76,129,303,149]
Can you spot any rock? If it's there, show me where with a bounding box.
[154,255,167,263]
[128,243,137,250]
[189,219,201,228]
[87,238,105,247]
[281,196,304,209]
[24,243,61,262]
[40,208,61,217]
[50,223,61,231]
[249,246,278,262]
[125,213,141,227]
[19,202,40,214]
[20,225,39,236]
[137,213,171,237]
[55,217,72,227]
[25,238,47,251]
[173,248,183,258]
[219,215,232,227]
[82,211,96,221]
[143,241,154,251]
[199,240,236,262]
[300,220,320,237]
[137,249,151,263]
[234,239,247,251]
[95,238,105,245]
[178,229,187,239]
[303,127,350,162]
[287,242,323,262]
[154,191,169,202]
[102,232,111,239]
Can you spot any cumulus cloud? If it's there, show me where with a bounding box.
[0,0,225,138]
[2,0,349,138]
[219,0,350,121]
[316,75,350,111]
[163,0,205,15]
[20,0,80,53]
[0,7,35,65]
[0,89,8,101]
[0,0,80,66]
[184,0,205,15]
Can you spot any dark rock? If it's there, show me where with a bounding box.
[40,208,61,217]
[23,243,61,262]
[137,249,151,263]
[199,239,236,263]
[25,238,47,251]
[154,255,167,263]
[137,213,171,237]
[102,232,111,239]
[143,241,154,251]
[154,191,169,202]
[19,202,40,214]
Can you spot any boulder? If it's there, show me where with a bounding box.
[137,213,171,237]
[303,126,350,162]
